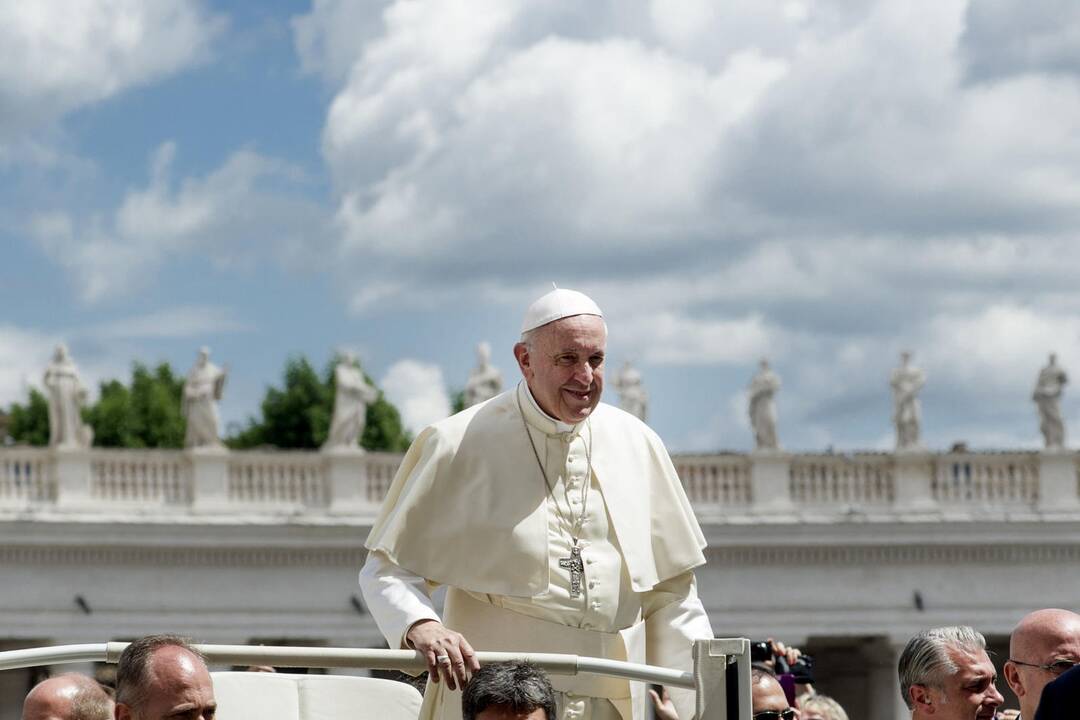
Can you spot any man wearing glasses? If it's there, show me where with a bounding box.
[751,668,798,720]
[650,667,797,720]
[1003,608,1080,719]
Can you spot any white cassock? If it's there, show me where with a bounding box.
[360,383,713,720]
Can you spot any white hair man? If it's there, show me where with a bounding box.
[360,288,712,720]
[1003,609,1080,719]
[898,626,1004,720]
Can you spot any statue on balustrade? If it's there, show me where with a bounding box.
[891,351,925,450]
[463,342,503,408]
[748,358,780,450]
[324,352,378,450]
[612,360,648,421]
[1033,353,1068,449]
[43,343,94,449]
[182,347,227,449]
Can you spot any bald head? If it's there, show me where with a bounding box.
[115,635,215,720]
[1010,609,1080,657]
[22,673,112,720]
[751,670,790,715]
[1005,609,1080,720]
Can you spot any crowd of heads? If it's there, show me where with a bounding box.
[894,609,1080,720]
[24,634,216,720]
[19,614,1080,720]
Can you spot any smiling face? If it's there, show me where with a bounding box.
[514,314,606,424]
[911,645,1003,720]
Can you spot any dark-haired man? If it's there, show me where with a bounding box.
[463,662,557,720]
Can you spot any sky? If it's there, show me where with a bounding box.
[3,0,1080,452]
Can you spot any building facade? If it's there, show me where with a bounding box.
[1,445,1077,718]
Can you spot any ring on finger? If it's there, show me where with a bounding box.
[436,654,451,664]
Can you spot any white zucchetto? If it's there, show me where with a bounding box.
[520,288,604,333]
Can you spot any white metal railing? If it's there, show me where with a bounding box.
[0,641,752,720]
[790,454,894,506]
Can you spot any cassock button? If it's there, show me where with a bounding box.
[586,557,595,565]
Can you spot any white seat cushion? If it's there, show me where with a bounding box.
[211,672,423,720]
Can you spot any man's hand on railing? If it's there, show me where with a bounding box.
[405,619,479,691]
[649,685,680,720]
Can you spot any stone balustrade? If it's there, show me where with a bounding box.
[0,445,1078,519]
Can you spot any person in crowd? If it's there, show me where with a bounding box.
[360,287,712,720]
[898,625,1003,720]
[462,662,558,720]
[1003,609,1080,719]
[796,692,848,720]
[751,667,798,720]
[1032,662,1080,719]
[649,666,797,720]
[21,673,113,720]
[114,634,216,720]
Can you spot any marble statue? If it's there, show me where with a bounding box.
[748,358,780,450]
[1033,353,1068,449]
[612,361,648,422]
[463,342,503,408]
[891,351,925,450]
[43,344,94,449]
[182,347,227,449]
[324,353,379,450]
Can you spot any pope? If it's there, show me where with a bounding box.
[359,288,713,720]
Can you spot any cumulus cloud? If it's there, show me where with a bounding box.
[284,0,1080,450]
[379,359,451,432]
[0,0,225,143]
[87,306,252,340]
[960,0,1080,82]
[0,326,129,409]
[32,142,332,303]
[296,0,1080,306]
[0,326,61,407]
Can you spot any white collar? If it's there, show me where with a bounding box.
[519,381,579,434]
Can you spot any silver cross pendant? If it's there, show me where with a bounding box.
[559,544,585,598]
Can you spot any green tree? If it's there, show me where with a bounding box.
[5,388,50,446]
[450,389,466,415]
[228,355,411,451]
[85,363,185,448]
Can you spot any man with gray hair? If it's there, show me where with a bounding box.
[898,626,1003,720]
[114,634,216,720]
[21,673,113,720]
[462,662,557,720]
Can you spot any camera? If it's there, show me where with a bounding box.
[749,640,816,685]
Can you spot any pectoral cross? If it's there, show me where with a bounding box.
[559,544,585,598]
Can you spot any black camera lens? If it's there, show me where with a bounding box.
[750,641,771,663]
